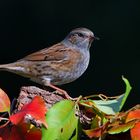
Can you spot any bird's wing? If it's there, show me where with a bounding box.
[20,43,82,73]
[22,43,70,61]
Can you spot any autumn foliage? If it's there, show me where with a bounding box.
[0,77,139,140]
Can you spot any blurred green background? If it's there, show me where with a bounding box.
[0,0,139,109]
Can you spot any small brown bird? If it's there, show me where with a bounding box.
[0,28,98,99]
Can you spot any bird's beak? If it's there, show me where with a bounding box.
[88,35,99,48]
[89,35,100,41]
[93,36,100,40]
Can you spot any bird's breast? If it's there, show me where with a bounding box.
[73,50,90,77]
[51,50,90,85]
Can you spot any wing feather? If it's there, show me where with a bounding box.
[23,43,68,61]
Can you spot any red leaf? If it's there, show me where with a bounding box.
[126,109,140,122]
[10,96,47,128]
[24,125,42,140]
[0,88,10,113]
[84,128,102,138]
[0,125,21,140]
[0,123,41,140]
[83,122,108,138]
[126,109,140,140]
[19,123,42,140]
[130,122,140,140]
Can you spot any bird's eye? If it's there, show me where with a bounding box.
[77,33,84,37]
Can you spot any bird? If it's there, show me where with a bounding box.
[0,28,98,99]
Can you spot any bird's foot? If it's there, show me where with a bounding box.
[48,84,77,100]
[53,90,73,100]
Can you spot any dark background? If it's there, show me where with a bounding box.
[0,0,139,109]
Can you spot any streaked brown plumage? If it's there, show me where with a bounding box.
[0,28,98,98]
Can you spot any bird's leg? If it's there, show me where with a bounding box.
[41,77,73,100]
[48,83,73,100]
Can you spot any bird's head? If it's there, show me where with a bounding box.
[64,28,99,49]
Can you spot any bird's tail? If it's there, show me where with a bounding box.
[0,63,12,71]
[0,62,26,75]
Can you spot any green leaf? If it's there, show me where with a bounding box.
[42,100,78,140]
[89,77,132,115]
[92,96,123,115]
[108,120,136,134]
[119,76,132,111]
